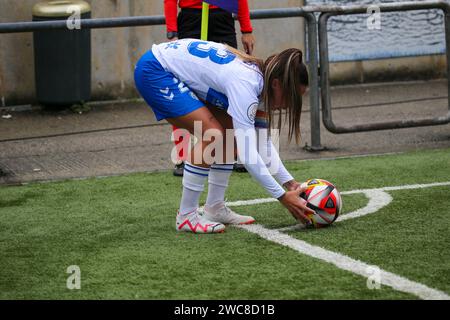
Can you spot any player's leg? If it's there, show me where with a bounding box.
[167,106,226,167]
[167,107,228,233]
[134,52,224,233]
[202,106,255,225]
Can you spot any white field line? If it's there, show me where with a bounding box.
[238,224,450,300]
[277,189,393,232]
[229,182,450,300]
[226,181,450,229]
[338,190,392,222]
[342,181,450,194]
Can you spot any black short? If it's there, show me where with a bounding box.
[177,8,238,49]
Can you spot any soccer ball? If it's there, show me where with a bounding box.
[299,179,342,228]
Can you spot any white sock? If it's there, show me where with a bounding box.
[179,162,210,216]
[206,164,234,207]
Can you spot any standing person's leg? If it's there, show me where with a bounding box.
[209,9,238,48]
[177,8,202,39]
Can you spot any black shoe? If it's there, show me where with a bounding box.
[173,162,184,177]
[233,163,247,173]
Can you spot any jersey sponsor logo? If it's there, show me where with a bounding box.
[247,102,258,122]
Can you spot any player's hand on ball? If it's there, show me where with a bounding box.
[278,188,316,225]
[283,179,302,191]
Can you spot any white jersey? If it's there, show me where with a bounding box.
[152,39,292,199]
[152,39,263,128]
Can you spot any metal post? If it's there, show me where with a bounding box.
[316,0,450,134]
[250,8,323,151]
[319,12,334,134]
[306,13,323,151]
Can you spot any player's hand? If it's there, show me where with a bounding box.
[278,188,316,225]
[241,33,255,55]
[283,179,302,191]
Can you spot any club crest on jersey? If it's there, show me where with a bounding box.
[247,103,258,122]
[165,42,180,50]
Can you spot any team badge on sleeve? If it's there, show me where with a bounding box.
[247,102,258,122]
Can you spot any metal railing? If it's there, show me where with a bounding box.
[313,0,450,133]
[0,8,322,150]
[0,2,448,147]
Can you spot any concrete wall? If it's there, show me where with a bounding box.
[0,0,305,106]
[330,55,447,85]
[0,0,446,106]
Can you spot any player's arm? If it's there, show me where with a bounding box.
[225,78,314,222]
[232,118,314,223]
[255,128,302,191]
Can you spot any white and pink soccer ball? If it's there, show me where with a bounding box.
[300,179,343,228]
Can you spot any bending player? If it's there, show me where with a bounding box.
[134,39,316,233]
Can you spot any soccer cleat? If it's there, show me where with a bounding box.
[176,209,225,233]
[204,201,256,225]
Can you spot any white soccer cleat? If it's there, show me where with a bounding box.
[203,201,256,225]
[176,209,225,234]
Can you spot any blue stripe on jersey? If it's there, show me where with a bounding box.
[206,88,229,110]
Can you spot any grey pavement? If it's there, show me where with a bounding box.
[0,79,449,185]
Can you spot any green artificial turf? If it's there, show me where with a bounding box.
[1,148,449,299]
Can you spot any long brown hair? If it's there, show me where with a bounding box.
[226,46,309,144]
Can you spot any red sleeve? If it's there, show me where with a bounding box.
[164,0,179,33]
[237,0,253,33]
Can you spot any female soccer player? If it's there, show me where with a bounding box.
[164,0,255,176]
[134,39,316,233]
